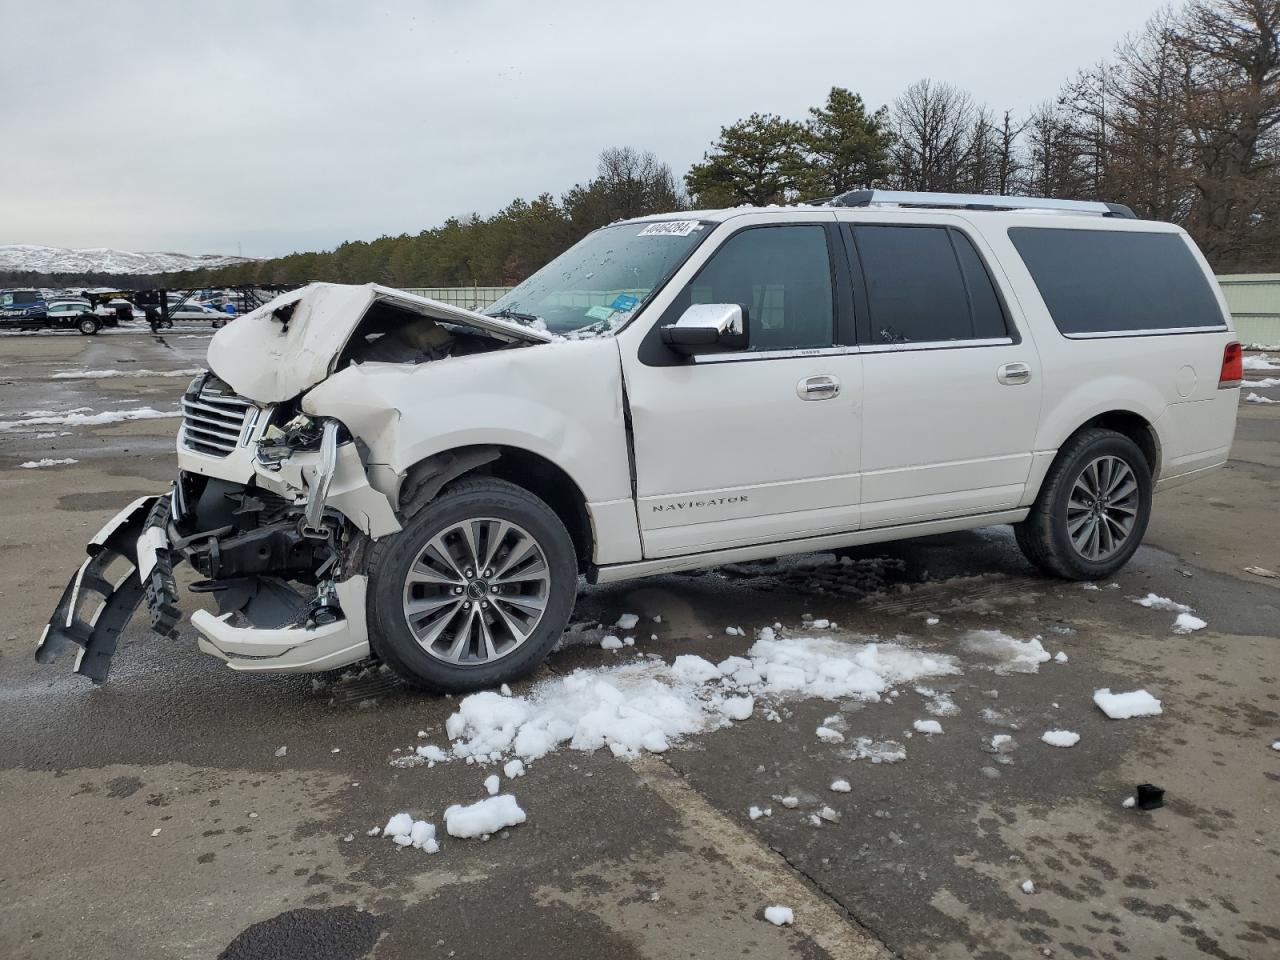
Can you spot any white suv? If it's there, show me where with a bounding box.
[38,191,1241,691]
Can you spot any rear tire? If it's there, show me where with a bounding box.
[365,477,578,692]
[77,316,100,335]
[1014,428,1152,580]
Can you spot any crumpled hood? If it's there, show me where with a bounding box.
[206,282,551,403]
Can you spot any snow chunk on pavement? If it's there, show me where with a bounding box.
[913,719,943,735]
[1054,651,1069,664]
[600,635,624,650]
[672,654,721,684]
[850,737,907,763]
[1134,593,1191,613]
[720,696,754,721]
[1094,688,1163,719]
[615,613,640,630]
[19,457,78,468]
[1173,612,1207,633]
[503,759,525,778]
[383,813,414,837]
[830,779,851,792]
[1021,880,1036,894]
[961,630,1051,674]
[763,905,794,926]
[748,805,771,819]
[816,725,845,743]
[1041,730,1080,748]
[1243,353,1280,370]
[444,795,526,839]
[1246,391,1279,403]
[484,774,500,796]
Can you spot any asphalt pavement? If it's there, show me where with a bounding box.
[1,326,1277,960]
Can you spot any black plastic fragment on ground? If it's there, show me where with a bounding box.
[217,906,382,960]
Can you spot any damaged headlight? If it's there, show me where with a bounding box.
[256,412,334,467]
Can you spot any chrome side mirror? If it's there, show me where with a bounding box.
[659,303,750,355]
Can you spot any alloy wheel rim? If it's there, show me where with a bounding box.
[1066,455,1140,561]
[401,517,550,664]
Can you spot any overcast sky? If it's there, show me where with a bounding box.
[1,0,1167,258]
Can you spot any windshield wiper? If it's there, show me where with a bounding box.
[489,308,542,325]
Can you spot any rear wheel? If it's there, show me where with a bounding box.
[1014,428,1152,580]
[365,477,578,692]
[77,316,100,335]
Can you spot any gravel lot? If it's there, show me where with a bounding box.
[1,326,1277,960]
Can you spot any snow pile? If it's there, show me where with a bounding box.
[1244,376,1280,387]
[382,813,439,852]
[444,795,526,839]
[1245,392,1279,404]
[1093,688,1163,719]
[1173,612,1207,633]
[1134,593,1192,613]
[438,637,957,764]
[19,458,77,468]
[763,905,794,926]
[913,719,943,735]
[961,630,1052,674]
[1041,730,1080,748]
[0,407,180,431]
[1242,353,1280,371]
[52,368,203,379]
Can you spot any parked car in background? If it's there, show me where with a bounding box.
[170,302,223,321]
[94,298,142,320]
[2,292,107,334]
[38,191,1241,691]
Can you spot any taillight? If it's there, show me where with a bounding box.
[1219,342,1242,388]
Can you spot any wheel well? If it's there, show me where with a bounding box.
[1075,412,1160,477]
[404,445,593,572]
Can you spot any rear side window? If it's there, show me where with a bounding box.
[1008,228,1225,336]
[850,226,1008,344]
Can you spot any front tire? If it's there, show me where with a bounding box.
[365,478,578,692]
[1014,428,1152,580]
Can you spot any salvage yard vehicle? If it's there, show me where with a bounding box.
[1,290,110,334]
[37,191,1241,690]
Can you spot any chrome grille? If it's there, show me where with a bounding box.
[179,383,255,457]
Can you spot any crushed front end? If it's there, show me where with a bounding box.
[37,370,396,682]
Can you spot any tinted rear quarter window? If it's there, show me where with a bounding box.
[851,225,1008,344]
[1008,228,1225,336]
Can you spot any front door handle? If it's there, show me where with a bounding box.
[997,362,1032,386]
[798,375,840,400]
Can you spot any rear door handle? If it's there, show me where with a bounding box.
[798,375,840,400]
[997,362,1032,385]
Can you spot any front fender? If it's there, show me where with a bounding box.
[300,339,633,506]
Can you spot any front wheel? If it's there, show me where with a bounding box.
[1014,428,1152,580]
[365,477,578,692]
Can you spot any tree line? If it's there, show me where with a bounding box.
[147,0,1280,289]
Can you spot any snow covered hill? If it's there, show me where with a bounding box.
[0,244,256,275]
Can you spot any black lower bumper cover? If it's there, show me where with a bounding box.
[35,495,173,683]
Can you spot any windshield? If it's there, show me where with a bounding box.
[483,219,710,337]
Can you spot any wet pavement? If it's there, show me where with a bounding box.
[1,327,1277,959]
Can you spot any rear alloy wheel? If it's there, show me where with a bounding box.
[1014,428,1152,580]
[366,478,577,692]
[78,316,100,335]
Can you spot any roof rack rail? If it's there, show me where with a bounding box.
[827,189,1137,219]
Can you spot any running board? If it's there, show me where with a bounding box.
[588,509,1028,584]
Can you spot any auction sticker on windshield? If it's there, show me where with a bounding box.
[638,220,702,237]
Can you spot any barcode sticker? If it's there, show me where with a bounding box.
[637,220,702,237]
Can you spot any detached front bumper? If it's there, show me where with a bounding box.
[36,483,373,683]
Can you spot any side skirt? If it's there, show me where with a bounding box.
[588,508,1029,584]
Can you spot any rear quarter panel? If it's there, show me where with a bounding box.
[967,216,1238,486]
